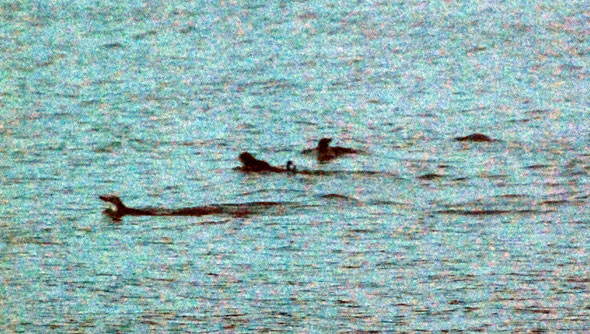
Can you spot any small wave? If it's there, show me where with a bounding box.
[436,209,548,215]
[526,109,551,114]
[524,164,552,169]
[348,229,375,234]
[481,174,507,180]
[514,307,552,315]
[417,173,444,180]
[320,193,361,202]
[367,200,410,207]
[102,42,123,49]
[437,209,508,215]
[298,170,398,177]
[508,118,531,123]
[540,200,568,205]
[466,46,487,53]
[179,25,196,34]
[133,30,157,40]
[497,194,528,198]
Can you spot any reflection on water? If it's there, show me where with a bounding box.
[1,0,589,332]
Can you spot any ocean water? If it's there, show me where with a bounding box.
[1,0,588,332]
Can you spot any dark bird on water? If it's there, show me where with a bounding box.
[301,138,362,162]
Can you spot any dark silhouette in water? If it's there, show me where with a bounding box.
[99,195,288,220]
[302,138,361,162]
[238,151,388,176]
[99,195,223,219]
[454,133,495,142]
[238,152,296,173]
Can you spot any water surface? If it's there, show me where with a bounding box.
[1,0,588,332]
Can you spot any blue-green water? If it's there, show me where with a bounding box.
[1,0,588,332]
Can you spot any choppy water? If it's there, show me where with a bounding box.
[1,0,589,332]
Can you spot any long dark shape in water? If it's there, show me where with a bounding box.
[454,133,495,142]
[301,138,362,162]
[236,152,394,176]
[99,195,286,220]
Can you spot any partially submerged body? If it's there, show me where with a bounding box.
[454,133,495,142]
[237,152,296,173]
[99,195,223,219]
[99,195,287,220]
[302,138,361,162]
